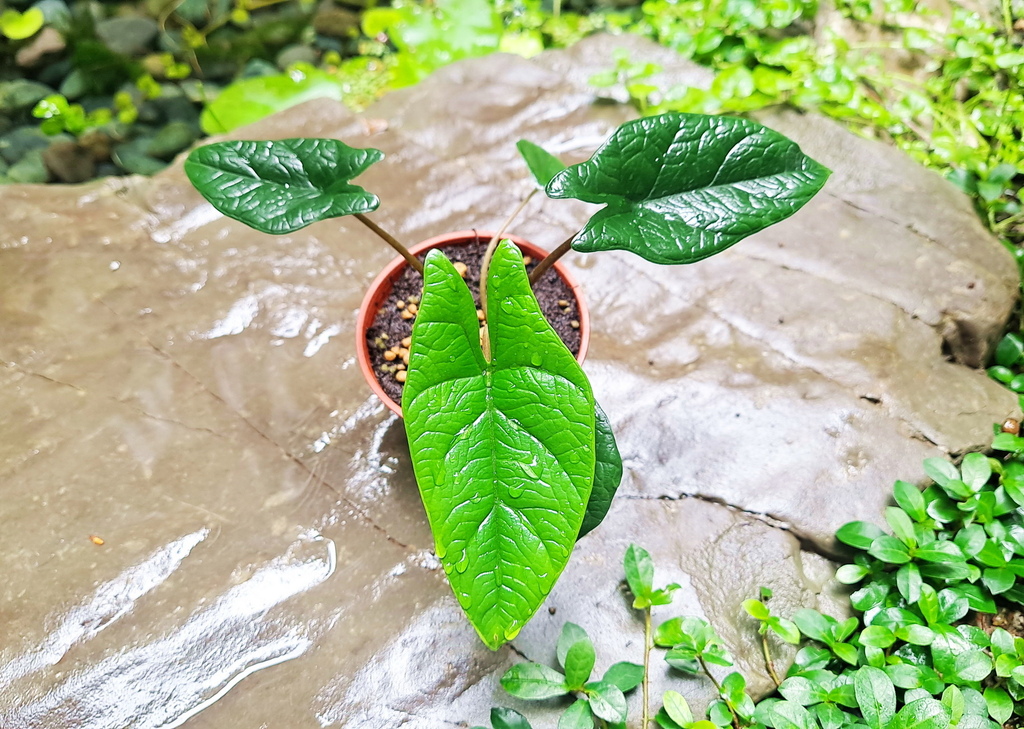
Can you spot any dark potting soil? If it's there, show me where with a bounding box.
[366,238,583,405]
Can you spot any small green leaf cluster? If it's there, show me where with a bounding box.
[485,438,1024,729]
[987,334,1024,408]
[31,94,113,137]
[498,622,644,728]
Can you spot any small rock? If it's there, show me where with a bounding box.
[395,370,407,383]
[312,6,359,38]
[145,121,198,159]
[276,44,319,70]
[453,261,467,277]
[16,27,66,67]
[43,140,95,183]
[0,80,54,114]
[95,16,159,56]
[239,58,279,79]
[7,149,50,184]
[79,129,113,162]
[112,141,166,175]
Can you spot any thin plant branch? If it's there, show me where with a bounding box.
[354,213,423,274]
[528,232,577,285]
[761,633,782,687]
[642,608,653,729]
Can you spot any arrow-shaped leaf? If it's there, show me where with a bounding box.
[578,402,622,539]
[403,241,596,649]
[184,138,382,234]
[546,112,830,264]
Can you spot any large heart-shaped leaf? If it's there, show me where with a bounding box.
[403,241,596,649]
[184,138,382,234]
[578,402,622,539]
[546,112,830,264]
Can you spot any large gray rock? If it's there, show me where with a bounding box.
[0,33,1017,729]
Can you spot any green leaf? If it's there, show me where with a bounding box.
[744,599,771,620]
[602,662,645,692]
[860,626,897,648]
[501,662,568,699]
[886,508,917,548]
[546,113,830,265]
[792,609,832,642]
[923,458,960,488]
[564,640,597,689]
[770,700,817,729]
[558,700,595,729]
[558,623,591,668]
[517,139,567,188]
[0,8,45,40]
[199,66,345,134]
[624,544,655,604]
[404,243,596,649]
[888,698,951,729]
[953,651,992,683]
[837,521,886,550]
[585,681,628,723]
[960,453,991,491]
[869,535,912,564]
[836,564,869,584]
[897,563,923,603]
[655,617,686,648]
[492,707,534,729]
[982,567,1015,595]
[779,676,829,706]
[854,666,896,729]
[940,686,964,726]
[894,481,927,522]
[768,616,801,644]
[832,643,859,665]
[999,334,1024,367]
[664,690,694,726]
[579,403,623,538]
[983,687,1012,724]
[184,139,383,235]
[914,541,965,564]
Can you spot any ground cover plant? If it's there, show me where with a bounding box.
[478,430,1024,728]
[183,110,829,649]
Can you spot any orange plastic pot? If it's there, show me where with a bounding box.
[356,230,591,418]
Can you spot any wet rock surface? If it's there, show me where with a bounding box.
[0,34,1018,728]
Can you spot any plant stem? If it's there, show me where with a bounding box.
[354,213,423,275]
[643,607,652,729]
[761,633,782,687]
[528,232,577,285]
[479,191,537,314]
[697,656,740,729]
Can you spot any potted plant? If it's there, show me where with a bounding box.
[183,112,830,650]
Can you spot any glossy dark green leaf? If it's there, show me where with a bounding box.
[983,687,1012,724]
[769,700,817,729]
[492,707,535,729]
[896,563,922,603]
[837,521,886,550]
[403,242,596,649]
[792,609,832,642]
[579,402,622,538]
[603,662,645,692]
[886,507,917,548]
[184,138,383,234]
[564,640,596,689]
[501,662,569,699]
[585,681,628,723]
[624,544,655,605]
[558,700,595,729]
[996,334,1024,368]
[854,666,896,729]
[888,698,951,729]
[518,139,567,188]
[546,113,830,265]
[953,651,993,682]
[960,453,991,491]
[868,535,911,563]
[779,677,829,706]
[923,458,960,489]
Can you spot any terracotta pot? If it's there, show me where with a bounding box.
[356,230,591,417]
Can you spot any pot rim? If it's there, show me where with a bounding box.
[356,229,590,418]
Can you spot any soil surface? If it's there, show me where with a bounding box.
[365,237,582,404]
